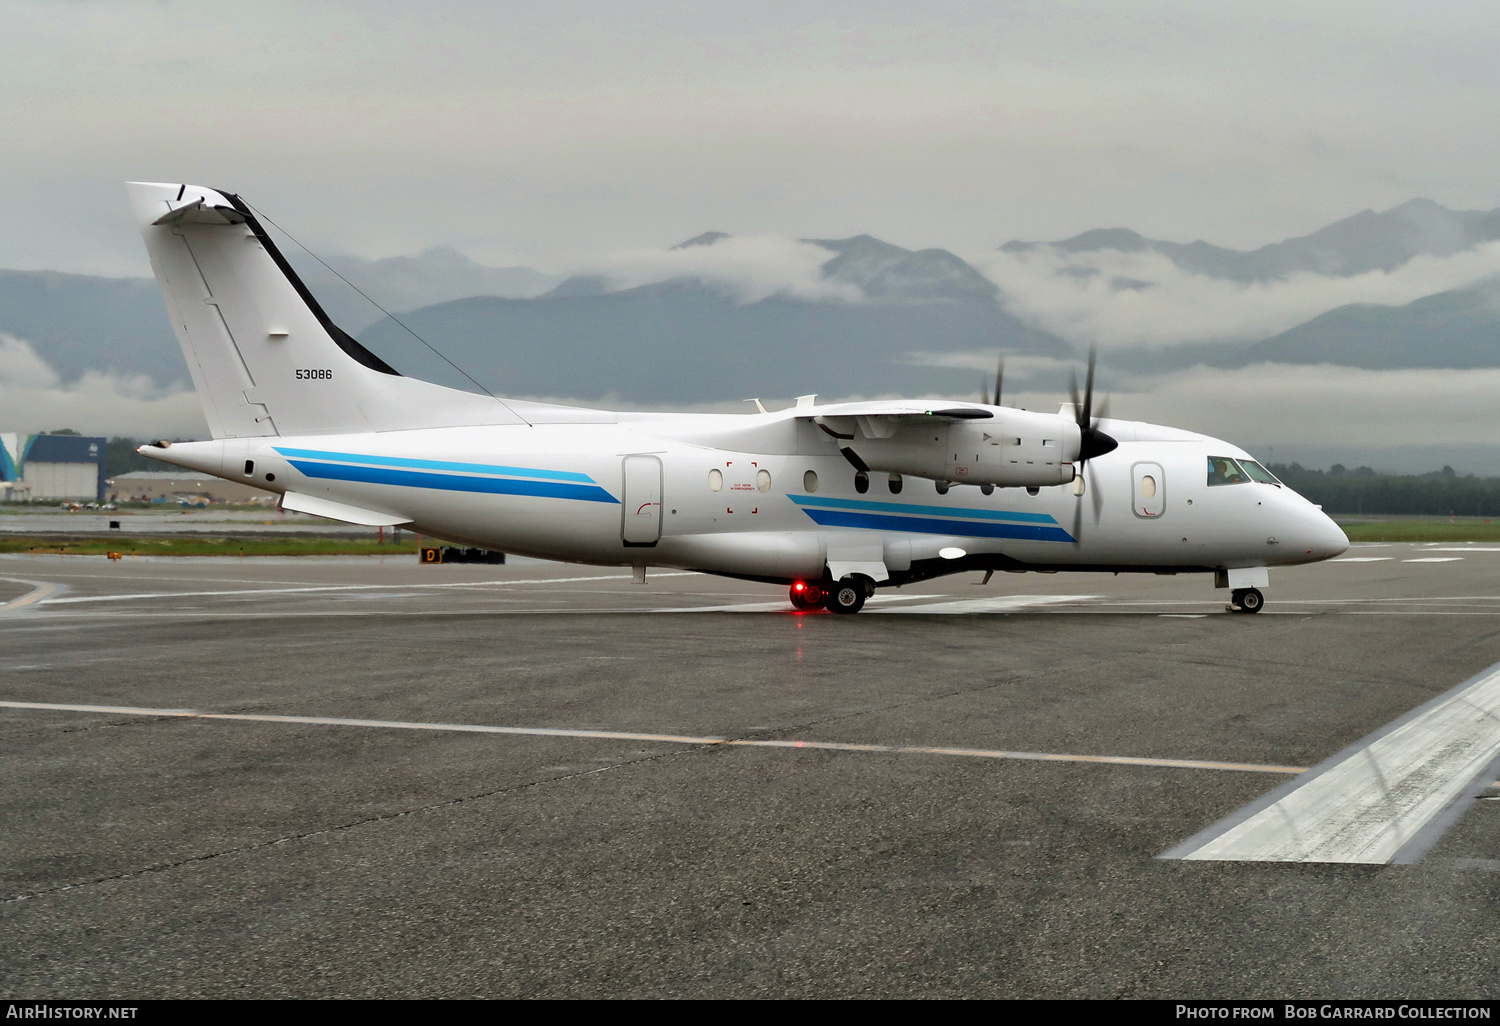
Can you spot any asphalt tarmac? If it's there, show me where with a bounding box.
[2,544,1498,998]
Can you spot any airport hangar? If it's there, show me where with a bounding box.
[0,433,106,502]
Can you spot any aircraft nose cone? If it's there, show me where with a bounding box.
[1307,510,1349,560]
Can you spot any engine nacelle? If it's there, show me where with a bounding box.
[825,408,1081,488]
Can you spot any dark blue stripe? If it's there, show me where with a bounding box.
[288,460,620,504]
[788,493,1058,524]
[273,447,595,483]
[800,507,1075,543]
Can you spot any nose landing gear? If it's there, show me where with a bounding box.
[1229,588,1264,614]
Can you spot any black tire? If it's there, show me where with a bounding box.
[825,580,866,614]
[789,583,823,610]
[1230,588,1266,612]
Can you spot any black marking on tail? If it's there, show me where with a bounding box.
[217,189,401,376]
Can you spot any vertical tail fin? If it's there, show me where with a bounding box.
[127,182,523,438]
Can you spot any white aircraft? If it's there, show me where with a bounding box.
[126,182,1348,614]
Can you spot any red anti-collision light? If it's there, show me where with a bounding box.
[793,581,805,591]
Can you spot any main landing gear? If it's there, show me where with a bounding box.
[788,578,871,613]
[1229,588,1264,614]
[789,581,824,611]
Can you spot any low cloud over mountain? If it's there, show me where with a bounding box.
[4,198,1500,471]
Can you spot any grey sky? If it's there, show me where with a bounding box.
[4,0,1499,276]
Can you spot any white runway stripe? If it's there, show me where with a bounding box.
[0,578,65,614]
[874,594,1098,614]
[35,572,699,606]
[1163,661,1500,865]
[0,700,1307,776]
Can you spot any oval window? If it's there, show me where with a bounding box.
[1141,474,1157,498]
[708,468,723,492]
[803,469,818,493]
[888,473,903,495]
[854,471,869,494]
[756,469,772,493]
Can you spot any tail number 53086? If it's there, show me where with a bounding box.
[296,369,332,380]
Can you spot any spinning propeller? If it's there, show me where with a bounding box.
[980,355,1005,407]
[1068,346,1118,542]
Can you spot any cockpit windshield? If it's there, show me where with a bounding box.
[1239,460,1281,485]
[1208,456,1280,487]
[1207,456,1249,486]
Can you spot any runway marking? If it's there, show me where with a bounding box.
[875,594,1098,614]
[0,578,65,614]
[1429,547,1500,552]
[1163,660,1500,865]
[653,594,937,614]
[34,572,699,606]
[1331,557,1393,562]
[1402,558,1464,563]
[0,700,1308,776]
[1160,614,1207,618]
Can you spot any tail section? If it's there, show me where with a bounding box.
[127,182,523,438]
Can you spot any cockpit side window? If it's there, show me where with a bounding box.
[1240,460,1281,485]
[1207,456,1249,486]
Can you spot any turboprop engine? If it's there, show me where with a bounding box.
[817,407,1083,488]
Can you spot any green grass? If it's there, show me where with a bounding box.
[0,536,422,557]
[1337,519,1500,542]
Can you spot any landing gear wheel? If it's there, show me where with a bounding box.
[1231,588,1264,614]
[789,583,824,610]
[825,579,867,614]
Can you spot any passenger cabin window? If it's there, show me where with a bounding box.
[1207,457,1251,486]
[803,470,818,493]
[755,469,772,493]
[854,471,869,494]
[708,468,723,492]
[888,473,903,494]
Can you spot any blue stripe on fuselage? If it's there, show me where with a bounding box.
[273,447,596,483]
[798,506,1075,543]
[287,460,620,504]
[788,493,1059,524]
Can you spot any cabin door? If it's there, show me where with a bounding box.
[621,456,663,546]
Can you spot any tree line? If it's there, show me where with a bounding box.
[1268,463,1500,517]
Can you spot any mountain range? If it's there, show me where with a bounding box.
[1002,198,1500,282]
[2,198,1499,409]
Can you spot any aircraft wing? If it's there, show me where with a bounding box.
[792,400,993,439]
[793,400,993,421]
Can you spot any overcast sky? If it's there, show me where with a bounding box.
[5,0,1500,276]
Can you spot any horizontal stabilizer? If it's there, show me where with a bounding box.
[280,491,412,526]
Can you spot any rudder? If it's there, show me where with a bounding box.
[127,182,522,438]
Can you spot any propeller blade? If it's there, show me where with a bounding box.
[1090,462,1104,524]
[979,378,989,406]
[994,355,1005,409]
[1071,346,1118,466]
[1080,345,1096,428]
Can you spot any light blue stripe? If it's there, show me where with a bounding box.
[273,447,595,484]
[287,460,619,504]
[800,507,1075,544]
[788,493,1058,525]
